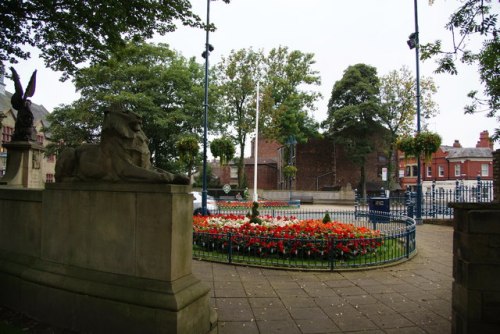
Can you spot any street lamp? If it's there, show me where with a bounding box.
[201,0,215,215]
[408,0,423,224]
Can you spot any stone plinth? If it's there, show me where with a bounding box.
[451,202,500,334]
[0,183,216,333]
[0,141,45,188]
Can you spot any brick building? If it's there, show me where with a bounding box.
[215,131,392,193]
[398,131,494,192]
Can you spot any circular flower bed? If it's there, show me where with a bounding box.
[193,214,383,261]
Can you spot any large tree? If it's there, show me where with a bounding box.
[261,46,322,145]
[46,40,206,173]
[0,0,230,79]
[422,0,499,140]
[322,64,382,198]
[378,66,438,189]
[212,48,264,188]
[212,46,322,188]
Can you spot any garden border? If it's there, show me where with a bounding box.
[193,210,417,271]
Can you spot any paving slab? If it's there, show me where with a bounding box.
[193,223,454,334]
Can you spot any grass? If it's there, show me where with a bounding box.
[193,237,410,269]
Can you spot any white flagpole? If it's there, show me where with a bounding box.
[253,82,259,202]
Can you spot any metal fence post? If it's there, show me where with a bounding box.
[477,175,482,202]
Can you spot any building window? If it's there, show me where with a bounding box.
[37,134,44,145]
[438,165,444,177]
[426,166,432,177]
[45,174,54,183]
[455,164,461,177]
[2,126,14,143]
[405,165,418,177]
[46,154,56,163]
[481,164,489,177]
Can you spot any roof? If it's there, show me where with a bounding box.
[442,146,493,159]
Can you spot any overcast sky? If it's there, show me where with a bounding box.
[5,0,499,150]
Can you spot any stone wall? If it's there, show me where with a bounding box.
[0,184,216,334]
[451,203,500,333]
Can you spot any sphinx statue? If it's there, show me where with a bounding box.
[55,106,189,184]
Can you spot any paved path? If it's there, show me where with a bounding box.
[193,223,453,334]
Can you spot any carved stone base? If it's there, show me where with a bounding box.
[0,184,217,333]
[0,141,45,188]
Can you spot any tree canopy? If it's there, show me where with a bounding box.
[46,40,206,173]
[212,46,321,188]
[378,66,438,188]
[422,0,499,141]
[0,0,229,79]
[322,63,382,197]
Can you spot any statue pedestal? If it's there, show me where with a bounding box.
[0,183,217,333]
[0,141,45,188]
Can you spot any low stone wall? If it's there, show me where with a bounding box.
[262,189,356,204]
[451,202,500,333]
[0,183,216,334]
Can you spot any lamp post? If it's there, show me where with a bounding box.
[201,0,215,215]
[407,0,422,224]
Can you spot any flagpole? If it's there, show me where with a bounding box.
[253,82,259,202]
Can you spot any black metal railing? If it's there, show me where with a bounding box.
[355,178,494,219]
[193,210,416,270]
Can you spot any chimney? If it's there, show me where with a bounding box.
[476,130,493,149]
[453,140,462,148]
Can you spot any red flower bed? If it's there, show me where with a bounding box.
[193,214,383,260]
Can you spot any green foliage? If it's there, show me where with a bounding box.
[261,46,322,145]
[397,131,442,162]
[378,66,438,189]
[322,211,331,224]
[0,0,216,79]
[45,40,207,173]
[213,46,322,187]
[210,137,235,166]
[283,165,298,179]
[176,135,200,177]
[247,201,262,225]
[421,0,499,141]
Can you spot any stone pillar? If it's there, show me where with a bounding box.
[451,202,500,333]
[493,149,500,203]
[0,183,217,334]
[0,141,45,188]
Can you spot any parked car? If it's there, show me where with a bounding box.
[192,191,218,215]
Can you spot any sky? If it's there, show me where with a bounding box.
[4,0,499,151]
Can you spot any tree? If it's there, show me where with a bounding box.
[378,66,438,189]
[45,40,206,173]
[213,46,321,188]
[421,0,499,141]
[322,64,382,199]
[260,46,322,145]
[0,0,230,79]
[212,48,264,187]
